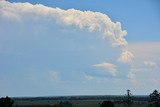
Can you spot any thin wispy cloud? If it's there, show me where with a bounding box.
[143,60,157,68]
[93,62,117,76]
[49,71,60,82]
[125,42,160,88]
[83,72,93,81]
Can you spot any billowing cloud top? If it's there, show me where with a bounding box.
[118,51,134,63]
[0,0,128,46]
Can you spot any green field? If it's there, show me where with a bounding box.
[13,98,149,107]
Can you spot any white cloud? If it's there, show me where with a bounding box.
[83,73,93,81]
[118,51,134,63]
[93,62,117,76]
[127,70,135,79]
[125,42,160,86]
[82,72,111,83]
[127,68,137,79]
[126,42,160,75]
[127,60,159,82]
[125,42,160,60]
[0,0,127,47]
[143,60,157,67]
[0,1,136,79]
[48,71,60,82]
[93,62,116,68]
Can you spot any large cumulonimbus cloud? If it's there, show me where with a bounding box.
[0,0,128,47]
[0,1,134,77]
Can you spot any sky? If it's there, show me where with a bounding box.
[0,0,160,97]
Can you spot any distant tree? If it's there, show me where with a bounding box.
[149,90,160,107]
[0,96,14,107]
[100,101,114,107]
[59,101,73,107]
[124,89,132,107]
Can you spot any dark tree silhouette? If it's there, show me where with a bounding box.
[149,90,160,107]
[52,105,60,107]
[0,96,14,107]
[124,89,132,107]
[100,101,114,107]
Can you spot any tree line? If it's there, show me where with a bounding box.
[0,90,160,107]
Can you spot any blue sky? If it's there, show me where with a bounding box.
[0,0,160,97]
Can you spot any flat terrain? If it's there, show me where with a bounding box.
[13,95,149,107]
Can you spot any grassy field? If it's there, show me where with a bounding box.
[12,95,149,107]
[13,99,149,107]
